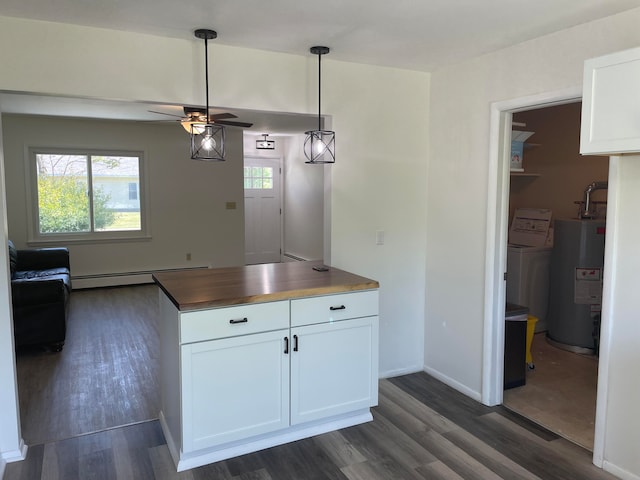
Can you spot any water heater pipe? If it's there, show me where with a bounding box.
[580,181,608,219]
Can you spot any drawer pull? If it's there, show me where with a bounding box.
[293,334,299,352]
[330,305,346,311]
[229,317,248,324]
[284,336,289,354]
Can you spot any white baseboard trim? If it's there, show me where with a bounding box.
[1,438,28,465]
[72,273,154,289]
[603,461,640,480]
[72,266,208,290]
[159,411,180,470]
[423,365,482,402]
[379,365,424,379]
[282,252,309,262]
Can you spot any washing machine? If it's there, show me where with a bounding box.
[507,244,552,332]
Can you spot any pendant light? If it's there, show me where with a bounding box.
[256,134,275,150]
[191,29,225,161]
[304,46,335,164]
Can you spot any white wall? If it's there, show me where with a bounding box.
[3,114,245,276]
[0,114,25,471]
[0,14,431,460]
[427,7,640,478]
[598,156,640,479]
[325,61,430,376]
[282,135,324,261]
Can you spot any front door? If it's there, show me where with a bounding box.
[244,156,282,264]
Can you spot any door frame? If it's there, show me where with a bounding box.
[481,86,608,465]
[243,154,284,264]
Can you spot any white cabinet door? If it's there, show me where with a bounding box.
[181,329,289,453]
[290,316,379,425]
[581,46,640,155]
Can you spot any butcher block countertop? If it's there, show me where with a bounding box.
[153,261,379,311]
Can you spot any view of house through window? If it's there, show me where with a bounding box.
[34,152,142,235]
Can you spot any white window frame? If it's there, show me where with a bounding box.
[244,164,275,190]
[26,147,150,245]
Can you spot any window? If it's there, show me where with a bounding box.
[29,149,147,242]
[244,166,273,189]
[128,182,138,201]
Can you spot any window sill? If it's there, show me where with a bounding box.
[27,234,152,247]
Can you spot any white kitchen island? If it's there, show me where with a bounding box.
[153,261,379,472]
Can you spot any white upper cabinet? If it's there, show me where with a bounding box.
[581,46,640,155]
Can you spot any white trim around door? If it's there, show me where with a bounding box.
[482,87,616,471]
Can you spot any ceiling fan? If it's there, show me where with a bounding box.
[148,106,253,131]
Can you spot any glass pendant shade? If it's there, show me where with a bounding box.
[182,120,205,134]
[191,123,225,161]
[304,129,335,163]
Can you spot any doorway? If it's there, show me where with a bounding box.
[244,155,283,265]
[501,102,607,450]
[481,87,613,467]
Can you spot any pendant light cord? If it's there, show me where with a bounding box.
[204,36,210,123]
[317,52,322,131]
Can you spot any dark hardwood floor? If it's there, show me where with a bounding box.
[4,285,618,479]
[14,285,160,445]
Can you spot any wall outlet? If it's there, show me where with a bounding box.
[186,253,191,261]
[226,201,237,210]
[376,230,385,245]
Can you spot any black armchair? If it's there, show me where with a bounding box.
[8,240,71,351]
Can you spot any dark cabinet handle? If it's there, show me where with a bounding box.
[229,317,248,324]
[284,336,289,354]
[293,334,299,352]
[330,305,346,311]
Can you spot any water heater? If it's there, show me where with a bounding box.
[547,219,606,354]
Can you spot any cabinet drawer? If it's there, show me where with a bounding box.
[291,290,378,327]
[181,301,289,344]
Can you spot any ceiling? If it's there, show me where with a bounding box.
[1,0,638,72]
[1,0,639,131]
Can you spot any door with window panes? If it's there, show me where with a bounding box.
[244,156,282,264]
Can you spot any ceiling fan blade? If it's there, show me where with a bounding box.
[148,110,184,118]
[209,112,238,120]
[216,120,254,128]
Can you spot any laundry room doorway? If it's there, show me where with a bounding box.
[501,101,608,451]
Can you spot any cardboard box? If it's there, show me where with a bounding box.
[509,208,552,247]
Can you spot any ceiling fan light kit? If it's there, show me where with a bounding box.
[256,133,275,150]
[304,46,335,164]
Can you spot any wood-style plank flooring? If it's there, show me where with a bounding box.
[15,285,160,445]
[5,374,617,480]
[4,285,618,479]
